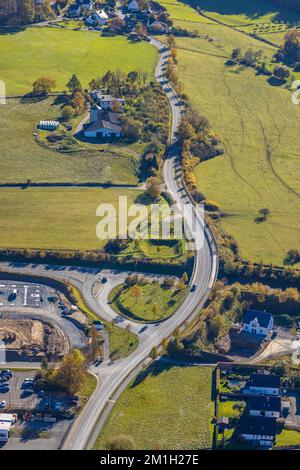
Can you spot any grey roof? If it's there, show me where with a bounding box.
[239,416,277,436]
[243,309,273,328]
[85,110,122,133]
[249,396,281,412]
[251,373,280,389]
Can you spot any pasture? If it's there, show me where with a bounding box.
[0,98,139,185]
[0,187,141,251]
[0,26,157,95]
[94,364,214,450]
[163,1,300,265]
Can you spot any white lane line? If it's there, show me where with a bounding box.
[23,285,29,307]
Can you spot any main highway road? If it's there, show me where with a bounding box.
[0,39,219,450]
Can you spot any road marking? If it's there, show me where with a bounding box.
[23,285,29,307]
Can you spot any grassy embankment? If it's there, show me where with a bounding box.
[94,364,214,450]
[109,281,187,322]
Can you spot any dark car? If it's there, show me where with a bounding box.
[0,370,12,378]
[0,386,9,393]
[190,284,197,292]
[21,389,33,397]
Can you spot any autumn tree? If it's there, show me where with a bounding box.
[146,176,161,200]
[32,76,56,95]
[67,74,82,93]
[54,349,86,395]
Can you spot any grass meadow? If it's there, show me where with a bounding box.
[94,364,214,450]
[0,27,157,95]
[0,187,141,251]
[109,282,187,322]
[162,1,300,266]
[0,98,140,185]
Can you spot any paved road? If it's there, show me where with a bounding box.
[0,40,218,450]
[62,39,218,450]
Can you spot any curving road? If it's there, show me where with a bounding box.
[0,39,219,450]
[62,39,218,450]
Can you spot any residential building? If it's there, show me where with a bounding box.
[127,0,141,11]
[249,396,281,418]
[239,416,277,448]
[242,309,273,336]
[67,3,82,17]
[91,91,125,110]
[86,10,109,26]
[249,373,280,396]
[78,0,93,10]
[83,106,123,138]
[147,17,169,32]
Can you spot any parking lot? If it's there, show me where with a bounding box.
[0,370,77,449]
[0,370,77,413]
[0,281,59,310]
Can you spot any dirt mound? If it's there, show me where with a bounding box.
[0,319,68,359]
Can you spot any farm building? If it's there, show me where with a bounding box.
[238,416,277,448]
[83,106,123,138]
[242,309,273,336]
[38,121,59,131]
[249,396,281,418]
[91,91,124,111]
[248,374,280,396]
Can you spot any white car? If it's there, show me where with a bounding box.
[0,400,6,408]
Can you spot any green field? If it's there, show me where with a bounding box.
[94,365,214,450]
[164,1,300,265]
[275,429,300,447]
[0,187,141,250]
[109,281,187,322]
[195,0,299,26]
[0,27,157,95]
[0,98,139,185]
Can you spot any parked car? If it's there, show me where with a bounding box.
[0,386,9,393]
[38,390,45,398]
[21,389,33,397]
[0,370,12,378]
[55,402,62,411]
[0,400,6,408]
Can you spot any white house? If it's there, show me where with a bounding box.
[147,17,169,32]
[239,417,277,448]
[249,396,281,418]
[83,106,123,138]
[0,414,15,442]
[242,309,273,336]
[91,91,125,110]
[86,10,109,26]
[249,374,280,396]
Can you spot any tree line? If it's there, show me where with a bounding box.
[0,0,54,26]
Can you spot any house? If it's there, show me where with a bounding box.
[0,414,15,442]
[239,416,277,448]
[78,0,93,10]
[86,10,109,26]
[242,309,273,336]
[67,3,82,17]
[249,373,280,396]
[127,0,143,11]
[147,17,169,32]
[249,396,281,418]
[91,91,125,110]
[83,106,123,138]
